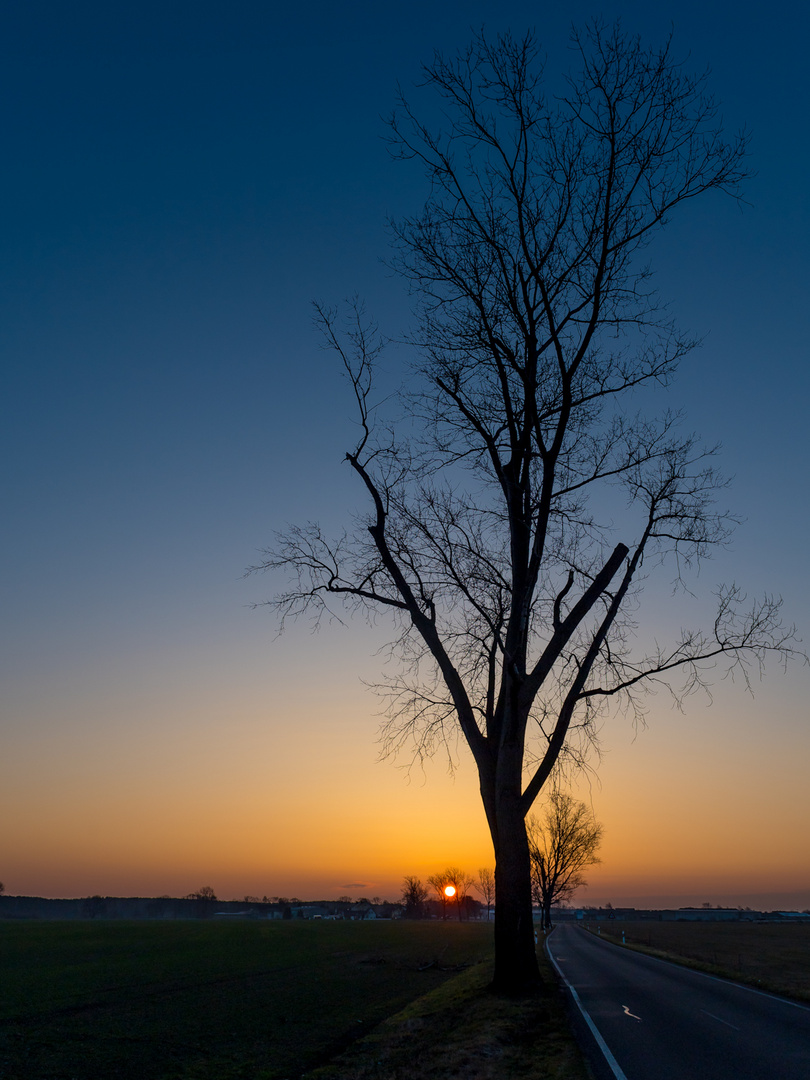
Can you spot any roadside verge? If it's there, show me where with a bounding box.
[304,953,591,1080]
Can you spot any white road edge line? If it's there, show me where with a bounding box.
[546,933,630,1080]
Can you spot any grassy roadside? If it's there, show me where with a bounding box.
[304,950,591,1080]
[587,921,810,1003]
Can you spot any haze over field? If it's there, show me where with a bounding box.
[1,0,808,910]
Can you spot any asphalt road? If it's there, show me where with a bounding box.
[546,922,810,1080]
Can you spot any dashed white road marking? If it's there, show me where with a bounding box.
[622,1005,642,1021]
[701,1009,740,1031]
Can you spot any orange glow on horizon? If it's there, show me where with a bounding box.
[2,665,808,909]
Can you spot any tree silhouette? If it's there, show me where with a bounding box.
[426,871,452,919]
[258,24,798,994]
[186,886,216,902]
[401,876,429,918]
[442,866,476,920]
[474,868,496,921]
[528,792,603,930]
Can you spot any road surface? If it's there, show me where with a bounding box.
[546,922,810,1080]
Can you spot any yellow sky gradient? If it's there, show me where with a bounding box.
[3,619,808,908]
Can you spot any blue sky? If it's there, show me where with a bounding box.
[1,0,808,904]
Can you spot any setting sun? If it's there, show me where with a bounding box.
[444,885,456,898]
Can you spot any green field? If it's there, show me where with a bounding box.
[590,920,810,1001]
[0,919,501,1079]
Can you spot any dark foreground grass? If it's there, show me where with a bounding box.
[303,951,590,1080]
[591,920,810,1002]
[0,919,587,1080]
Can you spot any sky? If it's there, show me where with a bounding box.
[1,0,808,910]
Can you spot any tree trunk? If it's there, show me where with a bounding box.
[543,898,552,932]
[490,796,542,996]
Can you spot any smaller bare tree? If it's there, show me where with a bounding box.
[528,794,603,930]
[474,868,496,921]
[186,885,217,902]
[426,871,452,919]
[401,876,429,919]
[444,866,476,920]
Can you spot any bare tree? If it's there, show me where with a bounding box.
[426,866,475,919]
[528,792,603,930]
[445,866,476,920]
[401,875,429,918]
[256,24,798,994]
[426,870,452,919]
[186,885,217,902]
[474,868,496,920]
